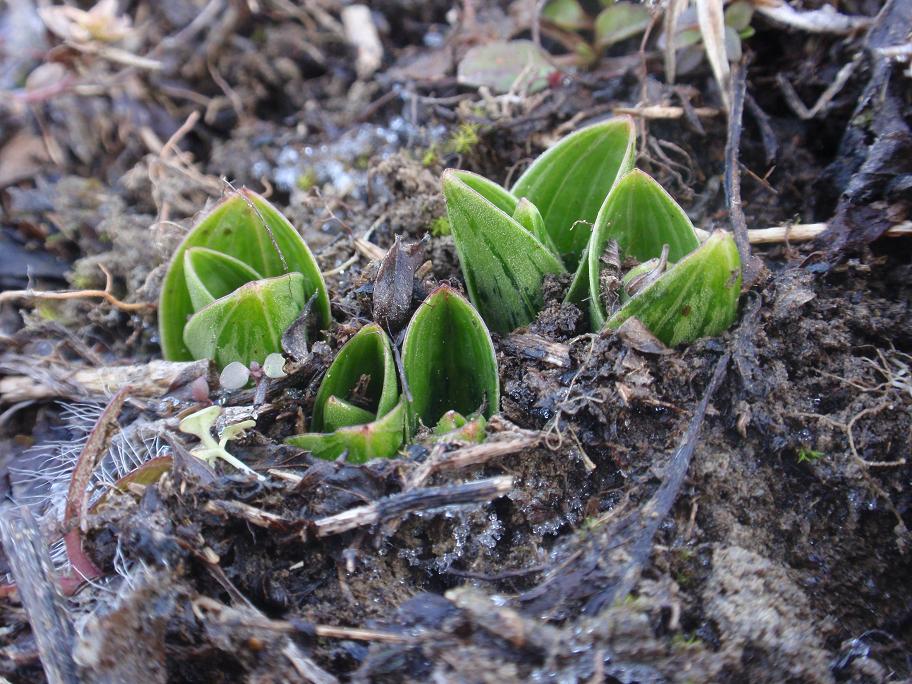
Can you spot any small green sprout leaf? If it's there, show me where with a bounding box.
[432,411,487,444]
[402,285,499,431]
[588,169,701,327]
[310,323,398,432]
[594,2,652,49]
[511,117,636,269]
[442,170,566,333]
[287,399,406,464]
[605,231,742,347]
[513,198,559,255]
[183,273,309,369]
[285,323,404,463]
[183,247,263,310]
[178,405,262,479]
[159,189,330,368]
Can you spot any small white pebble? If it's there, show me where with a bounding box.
[219,361,250,390]
[263,352,287,379]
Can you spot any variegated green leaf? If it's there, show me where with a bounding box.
[588,169,701,327]
[402,285,499,430]
[606,230,741,346]
[511,117,636,269]
[159,189,330,364]
[183,273,307,369]
[443,170,566,334]
[310,323,399,432]
[286,399,406,464]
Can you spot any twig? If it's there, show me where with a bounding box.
[0,265,154,313]
[310,476,514,538]
[0,358,212,403]
[777,58,858,120]
[757,3,872,34]
[0,507,78,684]
[723,60,754,283]
[612,105,721,120]
[192,596,414,643]
[406,436,540,489]
[694,221,911,244]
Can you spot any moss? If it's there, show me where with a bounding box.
[447,123,480,155]
[429,216,451,237]
[296,169,317,191]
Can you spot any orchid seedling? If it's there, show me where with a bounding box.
[178,405,263,480]
[286,323,407,463]
[441,117,636,333]
[442,120,741,346]
[587,169,741,345]
[158,189,330,370]
[402,285,499,432]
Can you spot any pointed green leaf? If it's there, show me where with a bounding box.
[286,398,406,464]
[310,323,398,432]
[402,285,499,430]
[183,273,308,368]
[606,231,741,346]
[513,198,559,255]
[432,411,487,444]
[443,170,566,334]
[159,189,330,362]
[184,247,263,310]
[594,2,651,49]
[588,169,701,327]
[452,169,519,215]
[322,396,377,432]
[510,118,636,269]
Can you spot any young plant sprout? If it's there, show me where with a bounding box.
[441,118,636,333]
[158,189,330,369]
[587,169,741,345]
[443,123,742,346]
[178,405,263,480]
[402,285,499,432]
[285,323,406,463]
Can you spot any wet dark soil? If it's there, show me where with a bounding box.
[1,1,910,682]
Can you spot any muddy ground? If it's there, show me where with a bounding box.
[0,0,910,682]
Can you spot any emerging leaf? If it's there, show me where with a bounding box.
[402,285,499,430]
[606,230,742,346]
[513,198,559,255]
[594,2,652,49]
[285,323,404,463]
[511,117,636,269]
[286,399,406,464]
[443,170,566,333]
[158,189,330,366]
[433,411,487,444]
[183,273,309,369]
[310,323,399,432]
[587,169,701,327]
